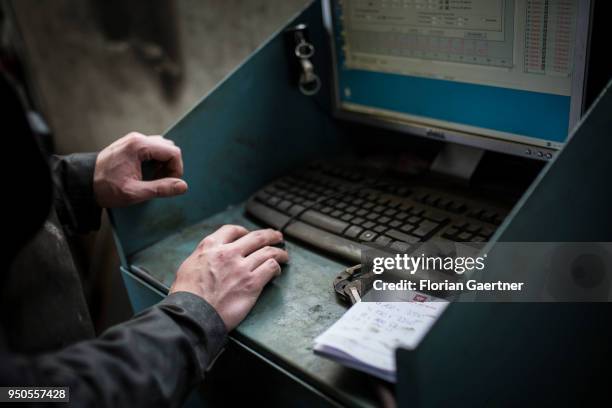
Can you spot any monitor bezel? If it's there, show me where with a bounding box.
[322,0,593,161]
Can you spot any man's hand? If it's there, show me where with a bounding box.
[170,225,288,331]
[94,132,188,208]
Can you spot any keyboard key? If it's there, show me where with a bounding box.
[386,229,420,244]
[300,210,349,234]
[288,204,306,216]
[466,223,481,233]
[277,200,292,212]
[387,198,402,208]
[389,220,402,228]
[480,226,495,238]
[331,210,343,218]
[374,225,388,234]
[453,221,467,229]
[442,227,460,239]
[423,210,449,223]
[481,210,497,222]
[377,197,391,205]
[366,213,379,220]
[359,230,378,242]
[375,236,392,246]
[390,241,411,252]
[378,216,391,224]
[395,212,409,220]
[400,224,414,232]
[457,232,472,241]
[341,213,354,222]
[344,225,363,239]
[425,196,439,206]
[492,215,504,225]
[411,220,440,238]
[410,207,425,216]
[362,221,376,229]
[352,217,365,225]
[407,215,421,224]
[345,206,358,213]
[356,209,368,216]
[320,206,333,214]
[448,202,468,213]
[384,208,398,217]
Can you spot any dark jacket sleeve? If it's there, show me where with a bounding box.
[50,153,102,234]
[0,292,227,407]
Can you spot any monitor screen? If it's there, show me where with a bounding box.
[326,0,591,159]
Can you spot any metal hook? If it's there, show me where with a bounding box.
[298,59,321,95]
[295,40,315,59]
[285,23,320,96]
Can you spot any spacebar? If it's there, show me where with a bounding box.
[246,200,364,262]
[284,222,364,263]
[299,210,349,234]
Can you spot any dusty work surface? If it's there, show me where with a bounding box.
[129,204,381,407]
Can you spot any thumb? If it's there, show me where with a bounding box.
[128,178,188,203]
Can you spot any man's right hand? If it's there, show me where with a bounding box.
[170,225,288,331]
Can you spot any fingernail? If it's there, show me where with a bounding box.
[173,180,187,194]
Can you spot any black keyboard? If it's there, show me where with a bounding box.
[246,162,507,265]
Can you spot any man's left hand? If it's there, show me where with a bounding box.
[94,132,188,208]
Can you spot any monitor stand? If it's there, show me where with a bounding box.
[430,143,484,184]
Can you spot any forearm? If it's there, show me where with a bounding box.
[50,153,102,233]
[1,292,227,408]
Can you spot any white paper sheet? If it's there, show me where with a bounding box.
[314,295,448,382]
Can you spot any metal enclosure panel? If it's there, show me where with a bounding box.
[397,81,612,407]
[110,1,342,260]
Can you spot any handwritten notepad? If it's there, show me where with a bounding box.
[313,296,448,382]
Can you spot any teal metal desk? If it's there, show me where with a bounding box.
[125,206,384,407]
[111,0,612,406]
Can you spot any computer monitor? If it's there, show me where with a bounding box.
[323,0,592,160]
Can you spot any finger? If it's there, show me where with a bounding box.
[137,138,183,177]
[149,135,176,146]
[149,139,183,177]
[251,258,282,288]
[245,246,288,270]
[125,177,188,203]
[231,229,283,256]
[201,224,250,246]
